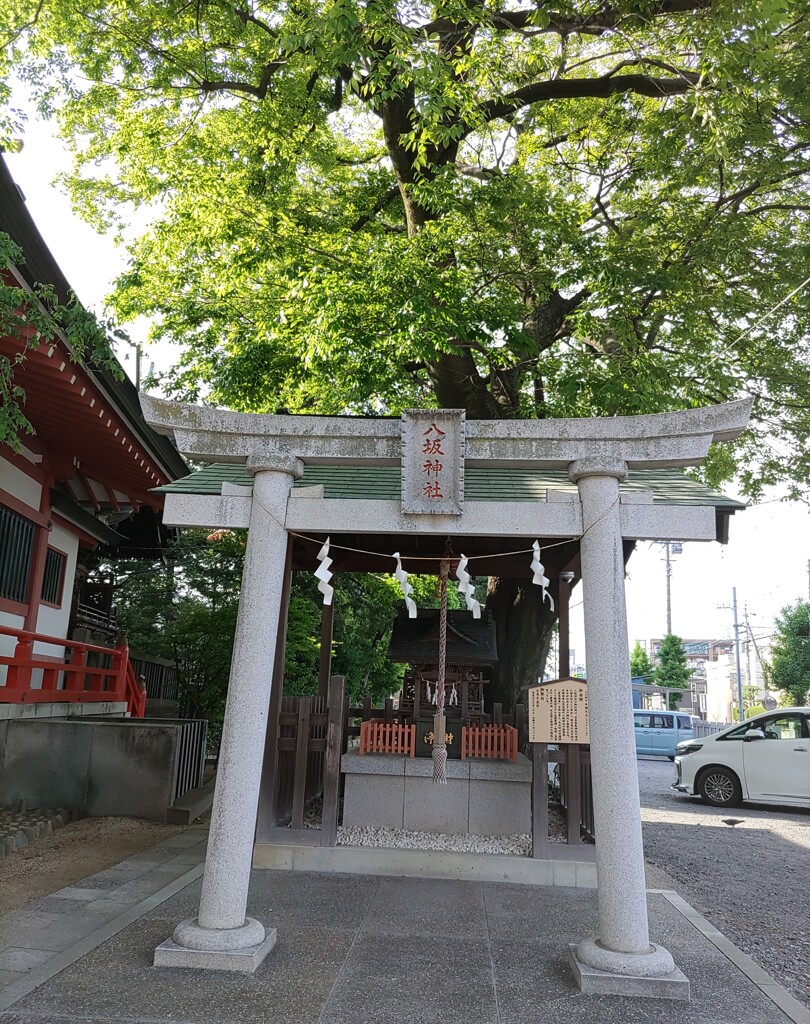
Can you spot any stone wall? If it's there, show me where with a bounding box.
[341,752,531,836]
[0,717,182,821]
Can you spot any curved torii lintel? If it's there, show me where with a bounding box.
[140,394,753,471]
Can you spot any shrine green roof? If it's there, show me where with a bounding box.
[154,464,744,508]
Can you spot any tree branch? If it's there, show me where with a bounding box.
[200,61,284,99]
[481,69,699,126]
[350,185,401,231]
[419,0,710,38]
[1,0,45,47]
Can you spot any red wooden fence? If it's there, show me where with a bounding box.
[0,625,145,717]
[359,719,416,757]
[461,724,518,762]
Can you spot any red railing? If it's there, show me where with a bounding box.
[0,625,145,717]
[359,719,416,757]
[461,724,518,762]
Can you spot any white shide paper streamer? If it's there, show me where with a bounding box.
[314,537,334,605]
[530,541,554,611]
[455,554,482,619]
[393,552,417,618]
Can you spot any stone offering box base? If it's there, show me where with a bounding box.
[341,751,531,836]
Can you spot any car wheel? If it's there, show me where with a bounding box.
[697,767,742,807]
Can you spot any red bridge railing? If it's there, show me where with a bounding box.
[0,625,145,717]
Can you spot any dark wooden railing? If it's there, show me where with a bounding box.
[260,676,346,846]
[130,653,178,702]
[531,743,594,856]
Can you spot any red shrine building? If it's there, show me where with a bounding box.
[0,153,187,715]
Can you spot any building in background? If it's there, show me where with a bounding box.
[643,638,735,719]
[0,153,187,713]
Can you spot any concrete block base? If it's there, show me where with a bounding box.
[153,928,277,972]
[568,945,690,1000]
[253,842,596,887]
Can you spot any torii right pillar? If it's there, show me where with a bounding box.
[568,455,689,998]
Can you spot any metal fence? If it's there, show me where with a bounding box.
[693,720,731,737]
[171,718,208,803]
[130,653,179,702]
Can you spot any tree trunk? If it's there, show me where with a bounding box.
[486,577,555,711]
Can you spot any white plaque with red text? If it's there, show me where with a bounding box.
[401,409,465,515]
[528,678,589,744]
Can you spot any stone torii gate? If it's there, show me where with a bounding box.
[141,394,751,996]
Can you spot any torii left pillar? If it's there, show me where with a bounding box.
[154,452,302,971]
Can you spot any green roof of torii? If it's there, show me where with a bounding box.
[154,463,744,508]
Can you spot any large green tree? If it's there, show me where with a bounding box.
[630,641,653,681]
[3,0,810,705]
[767,600,810,707]
[654,632,691,707]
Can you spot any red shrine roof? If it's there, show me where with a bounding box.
[0,154,187,546]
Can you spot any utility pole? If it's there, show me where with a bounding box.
[658,541,681,635]
[744,608,766,687]
[732,588,745,722]
[665,543,672,635]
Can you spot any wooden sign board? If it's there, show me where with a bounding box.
[415,720,462,759]
[528,677,589,744]
[401,409,465,515]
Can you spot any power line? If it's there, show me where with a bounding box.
[702,271,810,373]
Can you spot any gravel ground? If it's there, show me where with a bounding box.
[0,815,185,915]
[637,756,810,1008]
[336,799,573,853]
[338,825,533,854]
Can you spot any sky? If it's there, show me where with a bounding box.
[4,113,809,660]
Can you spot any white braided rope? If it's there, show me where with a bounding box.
[432,558,450,784]
[432,741,448,784]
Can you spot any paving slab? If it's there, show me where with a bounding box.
[0,828,805,1024]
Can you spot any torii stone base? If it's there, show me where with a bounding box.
[154,923,277,973]
[568,944,691,1000]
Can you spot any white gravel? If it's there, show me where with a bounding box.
[336,801,576,854]
[337,826,532,855]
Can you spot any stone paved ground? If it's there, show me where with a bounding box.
[0,870,801,1024]
[637,756,810,1009]
[0,765,806,1023]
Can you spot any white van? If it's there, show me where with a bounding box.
[634,711,694,759]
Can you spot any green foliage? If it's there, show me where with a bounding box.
[2,3,810,493]
[744,703,766,720]
[767,600,810,707]
[104,531,246,745]
[0,232,124,449]
[630,642,653,681]
[330,573,404,704]
[327,571,461,704]
[654,633,691,708]
[107,529,446,721]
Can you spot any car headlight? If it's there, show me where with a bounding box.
[675,742,703,756]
